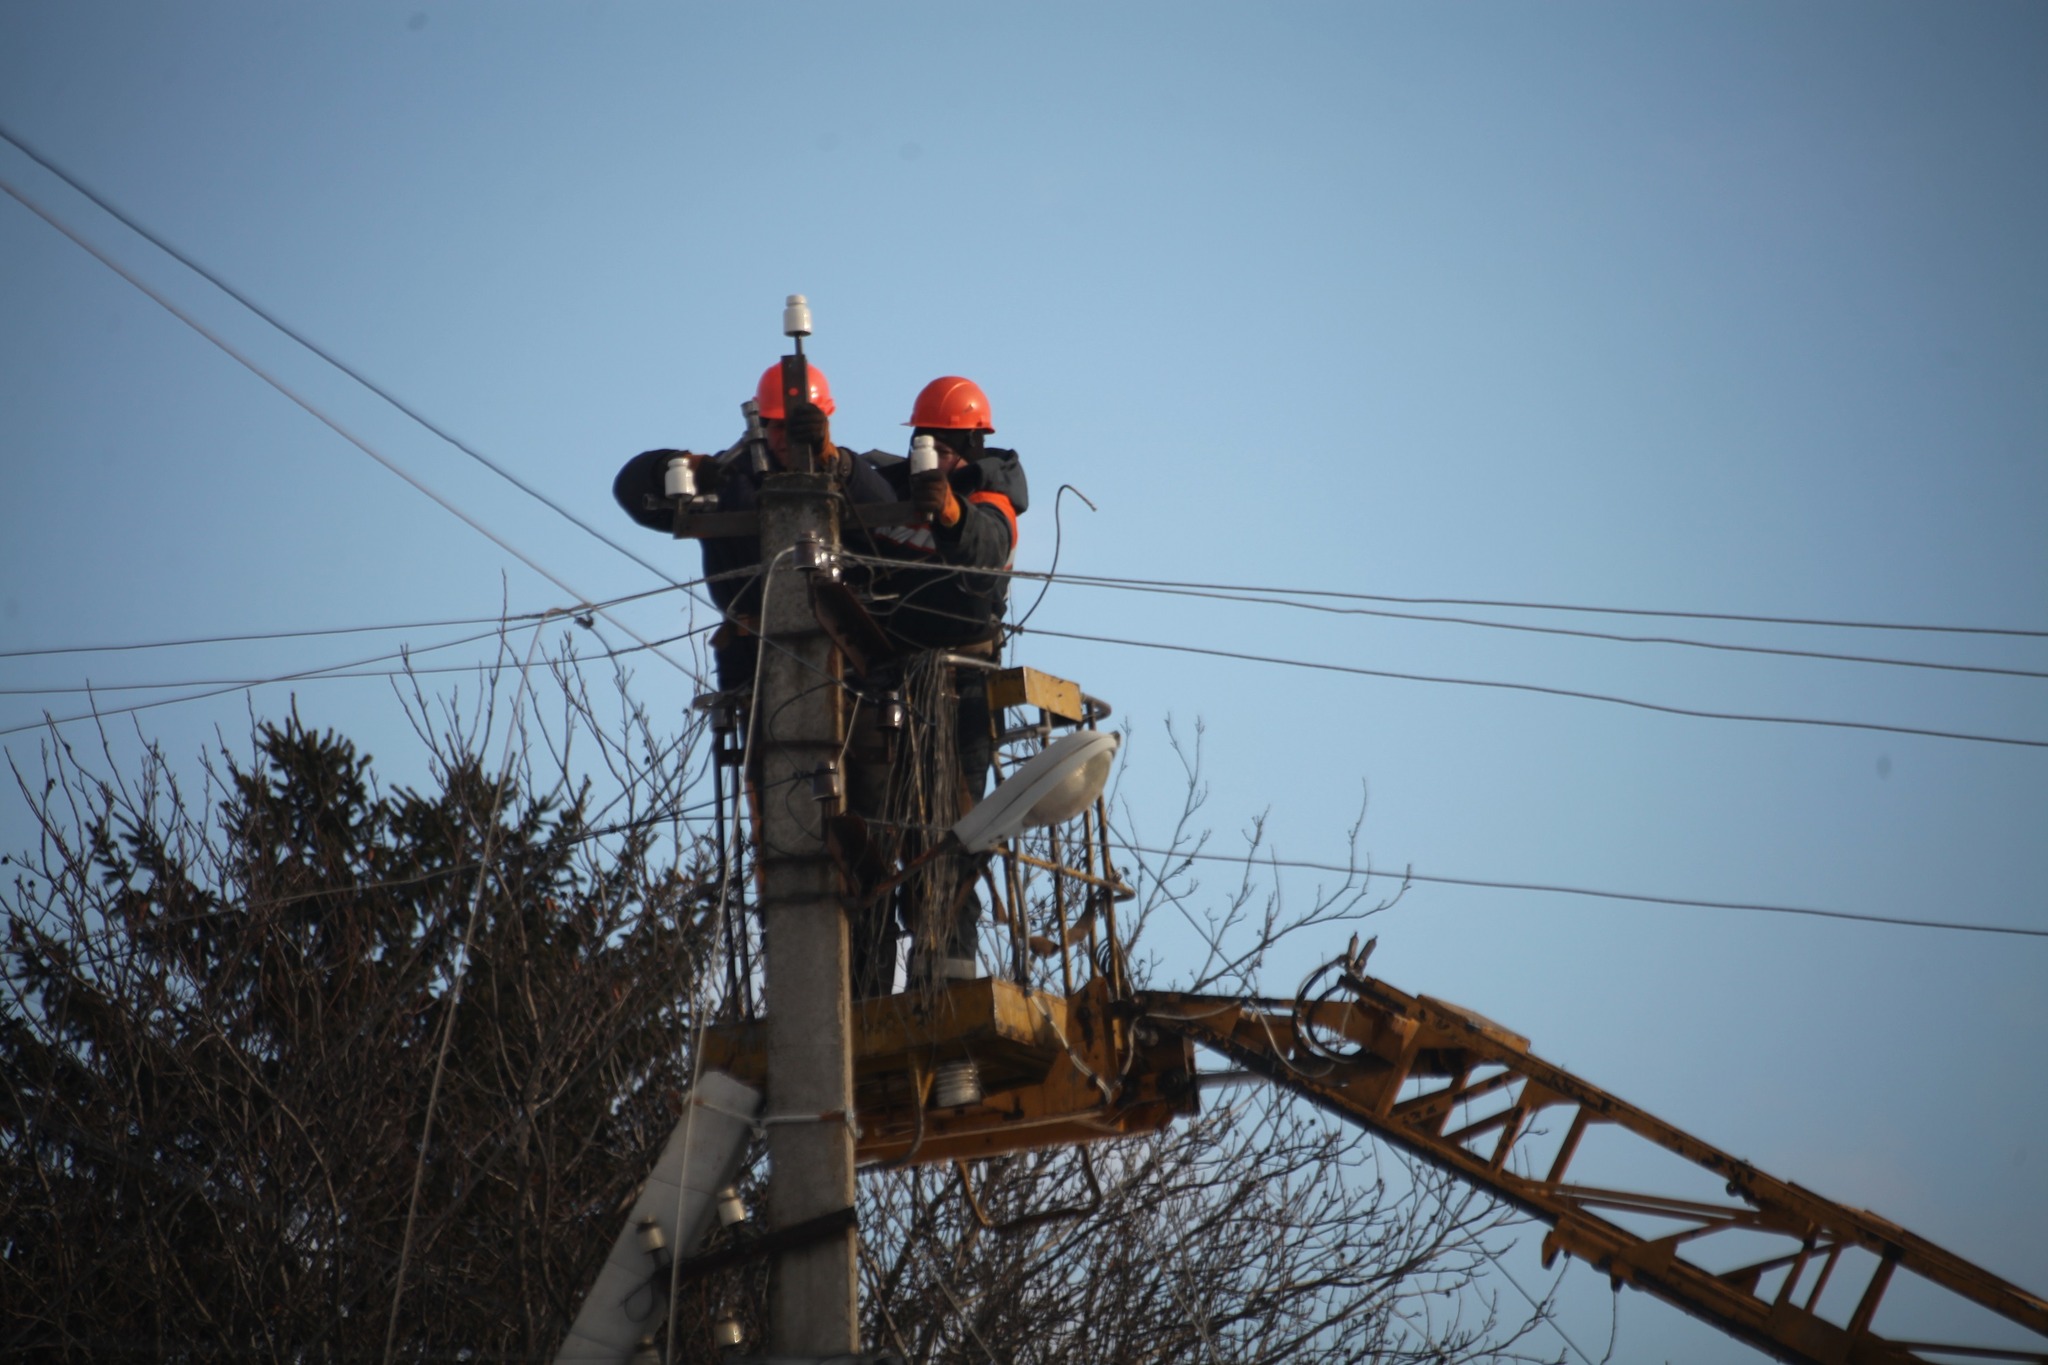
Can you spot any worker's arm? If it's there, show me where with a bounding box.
[612,448,693,532]
[928,450,1027,568]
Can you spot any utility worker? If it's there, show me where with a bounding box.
[612,362,841,690]
[856,375,1028,680]
[839,376,1028,991]
[614,369,1028,995]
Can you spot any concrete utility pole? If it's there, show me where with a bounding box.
[756,334,860,1355]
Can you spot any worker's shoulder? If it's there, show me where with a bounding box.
[972,447,1028,514]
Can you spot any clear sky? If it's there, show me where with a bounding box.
[3,4,2044,1360]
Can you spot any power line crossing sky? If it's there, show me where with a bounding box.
[3,6,2044,1360]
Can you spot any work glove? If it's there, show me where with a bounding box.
[914,470,962,528]
[786,401,836,460]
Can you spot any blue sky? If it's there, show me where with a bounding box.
[3,4,2044,1359]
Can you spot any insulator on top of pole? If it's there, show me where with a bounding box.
[779,293,816,468]
[783,293,812,355]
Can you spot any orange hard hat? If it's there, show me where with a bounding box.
[754,362,836,419]
[905,375,994,431]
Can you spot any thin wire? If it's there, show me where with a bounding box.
[30,114,2033,721]
[0,121,707,601]
[0,619,713,697]
[1118,843,2048,939]
[840,544,2048,646]
[0,574,720,663]
[1011,483,1095,635]
[12,120,2042,687]
[1016,568,2048,641]
[382,613,554,1364]
[1028,575,2048,681]
[0,622,531,696]
[1,661,540,696]
[0,608,555,660]
[0,167,706,691]
[0,623,710,740]
[0,631,523,736]
[835,551,2048,745]
[1012,623,2048,751]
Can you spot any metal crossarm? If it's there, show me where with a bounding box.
[1141,976,2048,1365]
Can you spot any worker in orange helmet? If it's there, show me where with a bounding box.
[611,361,843,688]
[840,375,1029,991]
[858,375,1028,653]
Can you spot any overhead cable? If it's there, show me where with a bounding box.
[1030,574,2048,681]
[1118,844,2048,939]
[0,624,711,739]
[1013,623,2048,751]
[0,622,530,696]
[1022,569,2048,641]
[0,164,706,689]
[0,122,700,601]
[0,582,690,660]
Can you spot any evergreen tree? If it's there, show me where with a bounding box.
[4,710,712,1361]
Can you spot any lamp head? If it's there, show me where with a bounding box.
[952,731,1119,854]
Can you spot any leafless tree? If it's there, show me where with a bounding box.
[4,653,1548,1362]
[827,718,1551,1365]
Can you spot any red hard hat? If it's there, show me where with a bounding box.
[905,376,994,431]
[754,362,836,419]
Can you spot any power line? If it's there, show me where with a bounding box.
[1028,574,2048,681]
[0,623,529,696]
[4,660,552,696]
[0,612,545,661]
[0,162,708,691]
[1013,623,2048,750]
[22,111,2033,691]
[0,121,703,604]
[1118,843,2048,939]
[0,578,716,694]
[0,624,711,739]
[18,116,2040,729]
[0,584,690,660]
[1021,569,2048,641]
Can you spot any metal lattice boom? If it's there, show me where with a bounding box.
[1140,973,2048,1365]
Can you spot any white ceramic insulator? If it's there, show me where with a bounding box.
[664,456,695,498]
[910,434,938,476]
[782,293,812,337]
[931,1058,983,1109]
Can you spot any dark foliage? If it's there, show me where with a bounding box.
[3,711,711,1361]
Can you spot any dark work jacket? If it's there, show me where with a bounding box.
[850,447,1027,651]
[612,437,771,622]
[612,441,1028,676]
